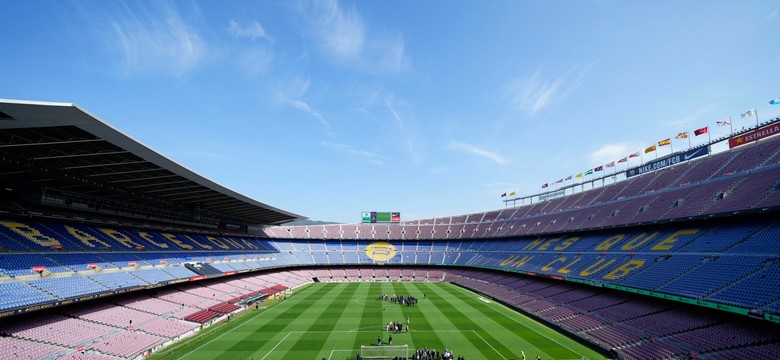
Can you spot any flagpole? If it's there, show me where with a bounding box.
[754,106,759,128]
[729,116,733,135]
[687,133,691,149]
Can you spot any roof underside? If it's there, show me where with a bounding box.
[0,99,303,226]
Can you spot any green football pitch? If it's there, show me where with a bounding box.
[151,282,609,360]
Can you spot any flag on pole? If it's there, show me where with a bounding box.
[658,138,671,146]
[676,132,688,139]
[770,97,780,105]
[541,183,548,188]
[716,120,730,126]
[594,166,603,172]
[645,145,657,153]
[617,157,628,163]
[501,193,506,197]
[629,151,640,158]
[565,175,573,181]
[605,161,615,168]
[740,108,756,118]
[575,172,584,179]
[694,126,708,136]
[556,178,564,183]
[585,169,594,175]
[509,191,516,196]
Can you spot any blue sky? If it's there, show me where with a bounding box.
[1,1,779,223]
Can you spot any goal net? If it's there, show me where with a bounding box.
[360,345,408,359]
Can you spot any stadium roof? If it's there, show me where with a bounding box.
[0,99,304,226]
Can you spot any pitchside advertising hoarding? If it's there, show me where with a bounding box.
[361,211,401,223]
[626,146,709,178]
[729,123,780,149]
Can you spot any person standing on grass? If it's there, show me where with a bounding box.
[377,335,382,346]
[389,334,393,345]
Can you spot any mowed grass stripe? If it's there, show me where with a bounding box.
[397,282,448,352]
[381,282,419,350]
[318,282,376,358]
[209,283,339,360]
[441,282,606,360]
[263,283,359,359]
[311,283,373,359]
[168,283,328,360]
[350,282,387,351]
[429,282,535,358]
[410,282,513,360]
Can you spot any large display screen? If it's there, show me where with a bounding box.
[361,212,400,223]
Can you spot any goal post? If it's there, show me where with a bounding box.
[360,345,408,359]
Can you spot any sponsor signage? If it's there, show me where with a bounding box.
[224,271,237,276]
[626,147,708,178]
[31,266,45,272]
[729,123,780,148]
[189,275,206,281]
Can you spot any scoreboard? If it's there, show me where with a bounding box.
[361,211,401,223]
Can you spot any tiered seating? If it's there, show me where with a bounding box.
[87,330,164,358]
[139,317,198,338]
[68,302,157,329]
[115,294,188,315]
[0,314,116,347]
[0,282,54,310]
[208,302,240,314]
[446,267,780,358]
[183,310,220,323]
[87,271,148,290]
[28,276,108,299]
[0,336,66,359]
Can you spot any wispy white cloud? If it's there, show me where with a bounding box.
[384,96,423,163]
[506,65,594,116]
[769,10,777,19]
[299,0,409,73]
[228,20,271,41]
[322,141,385,164]
[447,140,509,165]
[106,3,210,77]
[274,77,330,130]
[665,104,714,126]
[589,142,639,166]
[237,47,274,76]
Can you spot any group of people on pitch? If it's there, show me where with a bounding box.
[377,293,418,307]
[412,347,463,360]
[386,321,406,333]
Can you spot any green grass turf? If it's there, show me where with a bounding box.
[150,282,609,360]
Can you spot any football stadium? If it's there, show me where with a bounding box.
[2,96,780,360]
[3,2,780,360]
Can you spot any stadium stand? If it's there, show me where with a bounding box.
[3,99,780,358]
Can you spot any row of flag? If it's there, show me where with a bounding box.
[504,98,779,197]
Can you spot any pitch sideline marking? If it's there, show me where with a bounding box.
[260,331,296,360]
[177,306,277,360]
[478,298,585,358]
[471,330,508,360]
